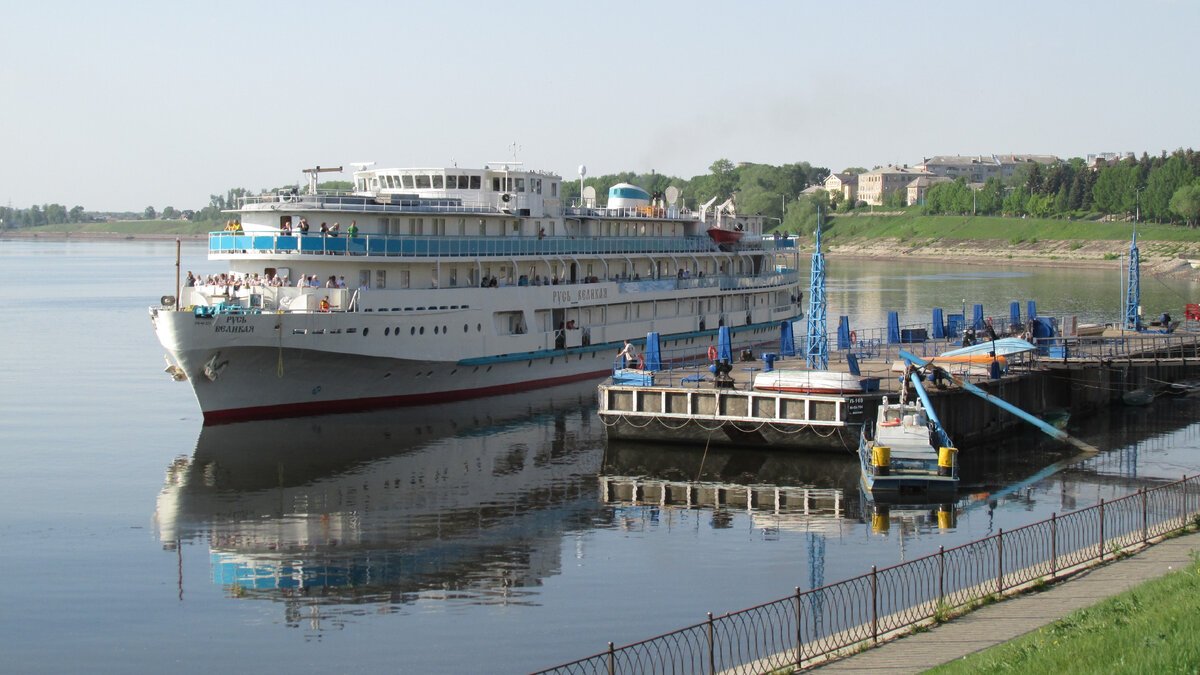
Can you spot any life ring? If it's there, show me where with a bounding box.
[849,331,857,344]
[636,354,645,370]
[708,346,718,361]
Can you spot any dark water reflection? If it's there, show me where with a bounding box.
[156,381,606,617]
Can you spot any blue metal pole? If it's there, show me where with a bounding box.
[1125,231,1141,331]
[805,213,828,370]
[903,368,953,448]
[899,349,1098,453]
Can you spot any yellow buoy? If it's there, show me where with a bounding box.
[938,446,958,477]
[871,445,891,476]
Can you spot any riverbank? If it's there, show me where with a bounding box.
[824,236,1200,280]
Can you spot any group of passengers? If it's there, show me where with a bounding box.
[277,218,359,238]
[186,270,364,291]
[519,274,561,286]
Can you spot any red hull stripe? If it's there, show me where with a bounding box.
[203,368,609,425]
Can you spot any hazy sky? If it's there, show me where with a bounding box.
[4,0,1198,211]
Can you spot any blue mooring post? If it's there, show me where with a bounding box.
[887,311,900,344]
[1028,300,1037,321]
[1010,302,1020,332]
[932,308,945,339]
[837,316,850,350]
[973,304,985,330]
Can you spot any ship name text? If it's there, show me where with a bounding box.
[553,287,608,304]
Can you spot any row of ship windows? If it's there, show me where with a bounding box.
[363,305,470,312]
[363,174,558,197]
[293,324,483,336]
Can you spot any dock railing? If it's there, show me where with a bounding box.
[534,474,1200,675]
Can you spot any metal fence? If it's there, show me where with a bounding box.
[534,474,1200,675]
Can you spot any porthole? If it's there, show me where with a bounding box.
[434,326,439,334]
[385,327,390,336]
[419,326,425,335]
[395,326,400,335]
[477,323,482,332]
[442,325,447,334]
[363,327,369,337]
[410,327,416,336]
[463,324,468,333]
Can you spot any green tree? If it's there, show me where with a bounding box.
[143,206,156,219]
[161,206,178,219]
[1144,155,1195,222]
[1169,182,1200,226]
[68,206,85,222]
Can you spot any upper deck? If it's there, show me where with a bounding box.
[208,232,797,259]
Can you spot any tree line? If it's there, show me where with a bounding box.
[6,152,1199,231]
[909,149,1200,226]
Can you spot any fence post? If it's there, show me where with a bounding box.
[937,545,945,608]
[871,566,878,644]
[706,612,714,675]
[1142,487,1148,544]
[607,642,615,675]
[1098,498,1106,561]
[1050,512,1058,577]
[996,529,1004,595]
[794,587,803,668]
[1183,475,1190,532]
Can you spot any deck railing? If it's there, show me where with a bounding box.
[534,474,1200,674]
[208,232,796,258]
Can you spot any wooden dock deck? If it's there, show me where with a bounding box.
[599,331,1200,453]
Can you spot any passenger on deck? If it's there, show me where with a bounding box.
[984,318,997,342]
[319,297,331,312]
[347,221,358,238]
[298,218,309,235]
[618,340,639,368]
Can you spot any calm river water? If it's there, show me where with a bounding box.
[3,239,1200,674]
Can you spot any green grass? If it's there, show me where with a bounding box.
[823,213,1200,244]
[12,220,215,235]
[926,563,1200,674]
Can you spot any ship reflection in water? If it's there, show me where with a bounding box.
[155,378,1200,634]
[154,380,606,621]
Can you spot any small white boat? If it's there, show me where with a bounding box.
[937,337,1035,359]
[753,369,863,394]
[859,396,957,497]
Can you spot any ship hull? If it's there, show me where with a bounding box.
[153,308,785,423]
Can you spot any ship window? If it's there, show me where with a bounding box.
[536,179,542,194]
[516,178,525,193]
[446,175,457,189]
[469,175,480,189]
[415,175,431,189]
[401,175,414,189]
[432,175,443,189]
[419,326,424,335]
[492,177,501,191]
[551,182,557,197]
[385,175,395,189]
[411,327,416,335]
[376,270,387,289]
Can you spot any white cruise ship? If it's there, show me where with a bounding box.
[150,163,802,422]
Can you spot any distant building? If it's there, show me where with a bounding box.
[858,165,930,206]
[915,154,1059,183]
[906,175,953,206]
[823,172,859,203]
[1085,152,1134,170]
